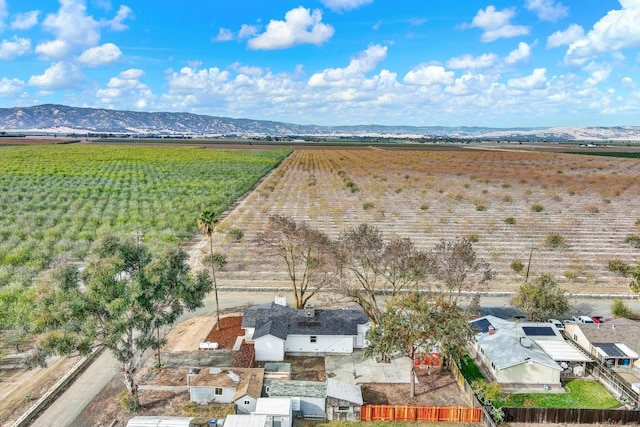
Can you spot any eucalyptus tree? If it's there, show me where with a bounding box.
[365,293,474,397]
[28,232,212,410]
[256,214,335,309]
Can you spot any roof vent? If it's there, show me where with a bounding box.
[304,305,315,318]
[520,337,533,348]
[488,326,495,335]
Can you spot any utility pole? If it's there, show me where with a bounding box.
[525,245,535,282]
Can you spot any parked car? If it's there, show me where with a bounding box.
[547,318,565,331]
[572,315,595,324]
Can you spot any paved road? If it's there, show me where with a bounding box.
[29,290,640,426]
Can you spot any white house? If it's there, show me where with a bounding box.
[188,367,264,413]
[242,303,370,362]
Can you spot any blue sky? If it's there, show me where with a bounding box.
[1,0,639,127]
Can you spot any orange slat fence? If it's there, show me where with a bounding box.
[361,405,482,423]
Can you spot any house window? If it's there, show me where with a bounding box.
[338,406,350,412]
[310,336,317,343]
[244,399,251,405]
[214,387,223,395]
[490,362,496,371]
[572,333,578,341]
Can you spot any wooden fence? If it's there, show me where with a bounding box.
[361,405,482,423]
[503,407,640,424]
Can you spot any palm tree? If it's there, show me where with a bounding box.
[198,209,221,330]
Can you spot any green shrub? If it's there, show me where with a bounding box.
[607,260,630,276]
[531,203,545,212]
[504,217,516,225]
[119,390,140,412]
[362,202,375,210]
[475,204,486,211]
[545,233,566,248]
[420,203,429,211]
[226,227,244,241]
[625,234,640,248]
[611,299,640,320]
[511,260,525,273]
[466,234,479,243]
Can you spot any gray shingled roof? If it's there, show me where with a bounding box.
[266,380,326,398]
[574,318,640,355]
[243,302,370,340]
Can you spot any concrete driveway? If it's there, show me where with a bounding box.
[325,350,415,384]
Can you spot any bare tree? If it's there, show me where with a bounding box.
[427,237,495,301]
[334,224,428,325]
[256,215,335,309]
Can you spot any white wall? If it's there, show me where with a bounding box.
[285,335,353,354]
[255,335,285,361]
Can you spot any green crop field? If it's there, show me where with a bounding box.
[0,144,289,287]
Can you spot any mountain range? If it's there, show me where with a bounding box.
[1,104,640,142]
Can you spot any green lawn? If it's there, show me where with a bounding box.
[498,379,619,409]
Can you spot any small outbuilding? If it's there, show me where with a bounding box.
[325,378,363,421]
[265,380,326,419]
[254,397,293,427]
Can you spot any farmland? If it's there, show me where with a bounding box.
[0,144,289,287]
[202,146,640,295]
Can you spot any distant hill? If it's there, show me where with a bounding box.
[1,104,640,141]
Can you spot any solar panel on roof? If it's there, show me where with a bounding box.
[594,343,629,358]
[471,318,492,333]
[522,326,556,336]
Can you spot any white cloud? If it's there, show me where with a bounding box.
[565,1,640,64]
[621,76,635,88]
[0,77,25,96]
[583,62,612,87]
[11,10,40,30]
[104,5,132,31]
[447,53,498,69]
[35,39,73,59]
[96,68,154,109]
[467,6,529,42]
[37,0,101,59]
[238,24,258,39]
[0,37,31,60]
[505,42,531,64]
[28,61,84,90]
[445,72,496,96]
[248,7,334,50]
[166,66,231,94]
[546,24,584,48]
[525,0,569,22]
[507,68,547,90]
[308,44,387,87]
[78,42,121,66]
[319,0,373,12]
[215,28,233,42]
[404,65,454,86]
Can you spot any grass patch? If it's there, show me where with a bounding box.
[498,380,619,409]
[458,355,485,382]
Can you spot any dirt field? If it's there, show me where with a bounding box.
[0,354,82,426]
